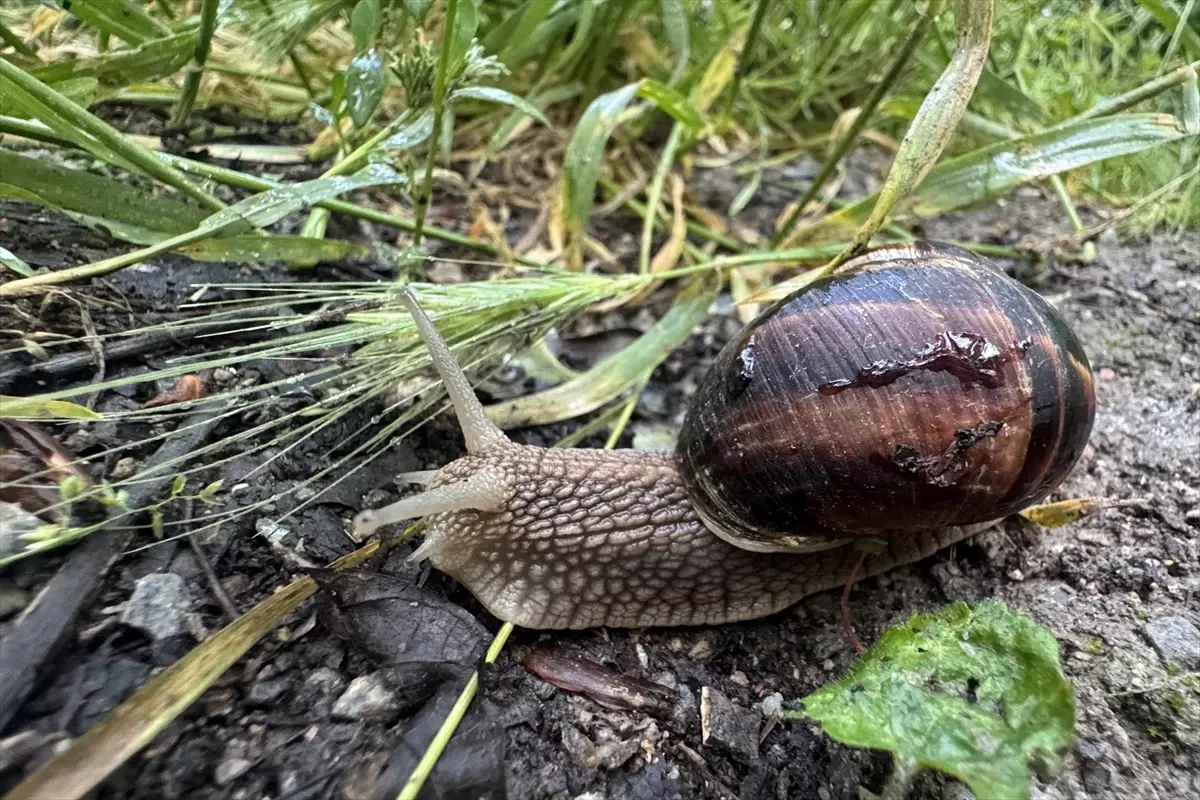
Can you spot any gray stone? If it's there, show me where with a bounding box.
[0,502,42,560]
[214,757,252,786]
[332,673,401,721]
[247,677,290,706]
[1144,615,1200,669]
[700,686,759,763]
[121,573,193,640]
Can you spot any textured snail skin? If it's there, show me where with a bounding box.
[417,445,988,629]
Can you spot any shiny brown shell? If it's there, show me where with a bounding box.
[676,242,1096,551]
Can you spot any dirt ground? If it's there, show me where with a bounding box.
[0,147,1198,800]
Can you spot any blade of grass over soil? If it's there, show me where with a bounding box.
[0,58,224,211]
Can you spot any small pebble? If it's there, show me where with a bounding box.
[214,757,252,786]
[332,673,401,721]
[700,686,760,763]
[121,573,193,641]
[1144,616,1200,670]
[247,677,290,706]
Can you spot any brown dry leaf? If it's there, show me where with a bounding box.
[0,420,87,520]
[143,375,204,409]
[648,174,687,275]
[467,205,514,265]
[684,198,728,236]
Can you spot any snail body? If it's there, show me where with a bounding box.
[354,243,1095,630]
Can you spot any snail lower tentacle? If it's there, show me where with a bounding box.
[358,243,1096,630]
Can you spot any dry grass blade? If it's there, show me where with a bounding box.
[2,541,380,800]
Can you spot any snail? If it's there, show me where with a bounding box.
[353,242,1096,630]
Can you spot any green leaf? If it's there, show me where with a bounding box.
[345,49,387,128]
[800,600,1075,800]
[31,31,198,88]
[0,247,34,277]
[0,59,224,212]
[55,0,169,46]
[844,0,994,255]
[562,82,640,241]
[0,149,207,237]
[383,108,436,150]
[170,475,187,497]
[195,162,406,237]
[487,0,556,65]
[816,113,1190,234]
[636,78,705,132]
[350,0,381,51]
[448,0,480,72]
[178,235,370,267]
[404,0,435,24]
[659,0,690,84]
[450,85,550,126]
[0,396,102,421]
[484,273,718,427]
[1135,0,1200,60]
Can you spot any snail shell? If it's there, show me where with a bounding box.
[353,242,1097,629]
[677,242,1096,553]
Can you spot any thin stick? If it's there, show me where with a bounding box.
[840,550,868,656]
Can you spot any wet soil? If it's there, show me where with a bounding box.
[0,149,1198,800]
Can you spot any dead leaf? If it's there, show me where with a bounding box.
[143,375,204,408]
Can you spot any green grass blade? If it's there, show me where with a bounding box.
[484,273,718,428]
[55,0,170,46]
[1135,0,1200,60]
[839,0,992,260]
[811,113,1190,237]
[172,0,221,124]
[0,148,207,236]
[0,59,224,212]
[0,163,406,295]
[561,81,640,265]
[31,31,198,88]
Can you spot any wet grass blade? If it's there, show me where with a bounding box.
[806,113,1190,239]
[0,59,224,212]
[561,82,640,266]
[484,273,718,428]
[0,397,101,421]
[30,31,197,87]
[172,0,221,124]
[0,163,405,295]
[836,0,992,263]
[772,3,937,248]
[56,0,170,46]
[0,148,207,237]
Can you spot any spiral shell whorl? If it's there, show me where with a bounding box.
[675,243,1096,551]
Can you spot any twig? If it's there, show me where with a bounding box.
[0,410,221,731]
[184,500,239,622]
